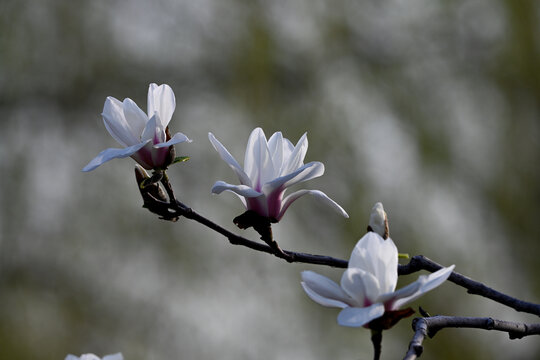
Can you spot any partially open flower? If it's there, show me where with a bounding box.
[301,232,454,328]
[83,83,191,172]
[208,128,348,221]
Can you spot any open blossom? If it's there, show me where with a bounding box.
[301,231,454,327]
[208,127,349,221]
[65,353,123,360]
[83,83,191,172]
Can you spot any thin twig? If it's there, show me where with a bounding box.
[403,316,540,360]
[137,171,540,316]
[146,170,347,267]
[155,195,347,267]
[159,171,176,203]
[399,256,540,317]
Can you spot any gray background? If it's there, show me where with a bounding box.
[1,0,539,359]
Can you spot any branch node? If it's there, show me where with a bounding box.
[285,251,296,263]
[233,210,291,260]
[228,235,240,245]
[427,329,438,339]
[413,344,423,356]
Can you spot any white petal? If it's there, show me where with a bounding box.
[392,265,455,309]
[281,137,295,162]
[102,97,140,147]
[141,114,161,143]
[153,132,192,148]
[260,162,317,198]
[283,132,308,174]
[82,141,149,172]
[208,132,251,186]
[301,271,352,308]
[267,131,282,153]
[103,353,124,360]
[302,283,349,309]
[337,304,385,327]
[267,132,284,173]
[243,128,263,181]
[147,83,176,127]
[234,193,248,207]
[282,161,324,188]
[377,279,421,305]
[243,128,275,188]
[69,355,100,360]
[340,268,379,306]
[277,189,349,220]
[263,161,325,196]
[348,233,398,294]
[211,181,263,198]
[376,236,399,294]
[147,83,158,117]
[417,265,455,293]
[122,98,148,137]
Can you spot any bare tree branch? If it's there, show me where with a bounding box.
[150,194,349,267]
[403,316,540,360]
[399,256,540,317]
[135,169,349,266]
[135,169,540,317]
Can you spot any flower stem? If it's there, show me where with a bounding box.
[257,223,287,259]
[233,211,291,260]
[159,170,176,203]
[371,330,383,360]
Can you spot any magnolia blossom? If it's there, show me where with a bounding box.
[83,83,191,172]
[208,128,348,221]
[301,232,454,327]
[65,353,123,360]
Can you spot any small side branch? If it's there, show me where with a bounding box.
[177,201,347,267]
[403,318,428,360]
[399,256,540,317]
[404,316,540,359]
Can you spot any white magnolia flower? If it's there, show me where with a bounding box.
[65,353,123,360]
[83,83,191,172]
[301,232,454,327]
[208,127,349,221]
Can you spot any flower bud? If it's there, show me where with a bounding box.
[368,202,389,239]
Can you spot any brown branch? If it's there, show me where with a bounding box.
[135,168,540,316]
[150,195,348,267]
[398,256,540,317]
[403,316,540,360]
[371,330,382,360]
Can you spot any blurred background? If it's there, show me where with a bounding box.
[1,0,539,359]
